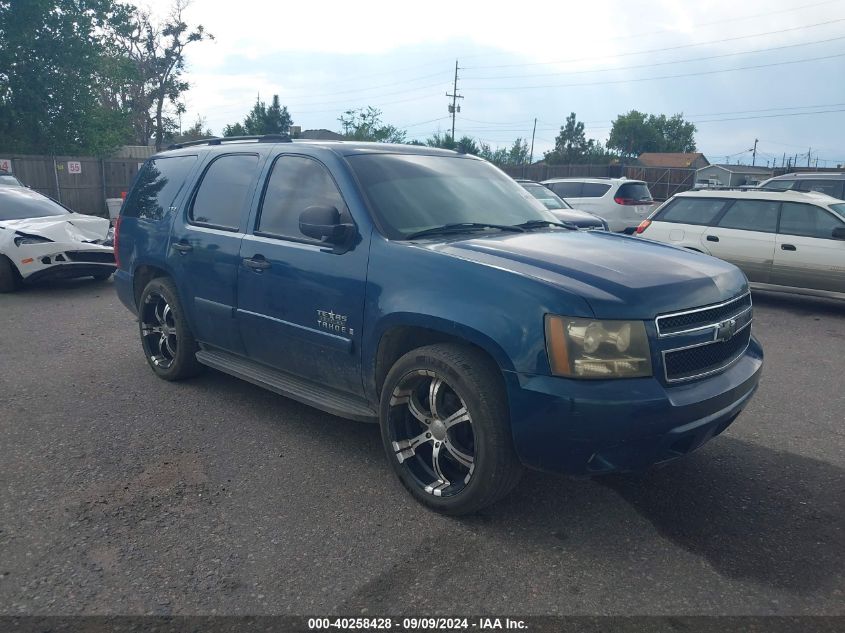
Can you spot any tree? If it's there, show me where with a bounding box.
[456,136,479,155]
[109,0,212,150]
[478,143,510,166]
[0,0,133,155]
[425,131,456,150]
[224,95,293,136]
[545,113,588,164]
[507,138,530,165]
[170,115,213,143]
[607,110,696,159]
[338,106,405,143]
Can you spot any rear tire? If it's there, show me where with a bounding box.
[137,277,204,381]
[379,343,523,515]
[0,256,20,293]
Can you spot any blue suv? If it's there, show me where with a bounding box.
[114,136,763,514]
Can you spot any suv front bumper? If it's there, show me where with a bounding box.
[505,335,763,474]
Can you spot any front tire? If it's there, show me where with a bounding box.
[0,256,20,293]
[137,277,203,381]
[379,344,523,515]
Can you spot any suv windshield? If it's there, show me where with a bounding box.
[0,189,70,221]
[347,154,557,239]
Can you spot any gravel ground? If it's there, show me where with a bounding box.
[0,279,842,616]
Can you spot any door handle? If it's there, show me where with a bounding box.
[243,256,271,271]
[781,243,797,251]
[706,235,719,242]
[172,241,192,254]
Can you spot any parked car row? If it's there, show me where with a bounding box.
[636,189,845,300]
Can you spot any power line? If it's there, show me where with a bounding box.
[462,18,845,70]
[462,36,845,82]
[465,52,845,92]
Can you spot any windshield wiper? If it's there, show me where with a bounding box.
[404,222,525,240]
[514,219,578,231]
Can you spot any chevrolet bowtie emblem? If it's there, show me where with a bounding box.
[715,318,738,342]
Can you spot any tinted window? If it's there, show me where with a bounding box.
[347,154,555,239]
[547,182,582,197]
[779,202,844,238]
[0,188,69,220]
[190,154,259,230]
[760,180,794,191]
[717,199,779,233]
[657,197,727,225]
[124,156,196,220]
[258,156,349,239]
[581,183,611,197]
[796,179,844,198]
[616,182,653,202]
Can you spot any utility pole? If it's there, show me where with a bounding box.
[446,60,463,141]
[529,117,537,164]
[807,148,811,167]
[752,138,758,166]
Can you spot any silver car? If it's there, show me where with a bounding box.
[636,189,845,300]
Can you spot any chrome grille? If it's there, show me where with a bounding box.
[656,293,752,337]
[664,324,751,382]
[657,293,753,383]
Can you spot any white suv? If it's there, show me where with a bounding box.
[636,189,845,300]
[540,177,655,233]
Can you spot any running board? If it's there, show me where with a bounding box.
[195,349,378,423]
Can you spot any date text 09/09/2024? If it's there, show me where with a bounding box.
[308,618,527,630]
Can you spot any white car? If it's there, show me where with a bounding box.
[0,187,115,292]
[540,177,655,233]
[636,189,845,300]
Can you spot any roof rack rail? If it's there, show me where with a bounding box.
[167,134,292,150]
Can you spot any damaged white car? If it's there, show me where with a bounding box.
[0,187,115,292]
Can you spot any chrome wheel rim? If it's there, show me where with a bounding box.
[140,291,178,369]
[387,370,475,497]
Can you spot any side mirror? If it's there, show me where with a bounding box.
[832,227,845,240]
[299,205,353,244]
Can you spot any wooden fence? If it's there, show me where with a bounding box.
[0,153,151,217]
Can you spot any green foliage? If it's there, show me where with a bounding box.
[171,115,213,143]
[456,136,479,155]
[224,95,293,136]
[507,138,530,165]
[607,110,697,158]
[425,132,456,150]
[339,106,406,143]
[543,113,617,165]
[0,0,133,155]
[110,0,212,150]
[0,0,209,154]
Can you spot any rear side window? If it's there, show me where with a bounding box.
[759,180,794,191]
[190,154,259,230]
[779,202,844,239]
[716,199,779,233]
[616,182,652,202]
[656,197,727,226]
[796,180,844,198]
[581,183,611,197]
[547,182,582,197]
[124,156,196,220]
[257,155,349,240]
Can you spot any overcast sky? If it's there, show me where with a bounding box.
[149,0,845,167]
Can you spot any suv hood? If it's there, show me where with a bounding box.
[0,214,110,243]
[425,231,748,319]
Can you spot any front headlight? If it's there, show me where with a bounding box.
[545,315,652,378]
[14,234,52,246]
